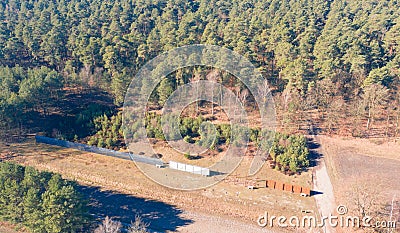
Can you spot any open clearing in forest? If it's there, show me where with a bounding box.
[0,139,317,232]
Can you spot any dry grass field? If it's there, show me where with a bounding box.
[318,135,400,232]
[0,138,317,232]
[319,136,400,199]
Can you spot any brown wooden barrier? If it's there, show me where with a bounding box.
[266,180,276,188]
[293,185,302,194]
[265,179,311,197]
[301,187,311,196]
[275,181,284,191]
[284,184,293,192]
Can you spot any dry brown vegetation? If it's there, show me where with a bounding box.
[0,139,317,232]
[319,135,400,232]
[0,222,27,233]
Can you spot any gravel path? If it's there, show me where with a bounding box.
[312,136,336,233]
[174,211,278,233]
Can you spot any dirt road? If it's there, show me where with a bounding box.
[175,211,277,233]
[312,136,336,233]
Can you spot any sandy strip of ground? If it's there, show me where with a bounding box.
[313,136,337,233]
[175,211,277,233]
[313,159,336,233]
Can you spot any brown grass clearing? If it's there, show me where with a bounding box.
[318,135,400,231]
[0,139,317,231]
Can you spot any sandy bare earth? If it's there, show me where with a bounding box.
[312,136,337,233]
[313,159,336,233]
[175,211,277,233]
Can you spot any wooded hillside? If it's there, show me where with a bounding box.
[0,0,399,138]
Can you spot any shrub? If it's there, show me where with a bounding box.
[184,152,192,160]
[183,135,193,143]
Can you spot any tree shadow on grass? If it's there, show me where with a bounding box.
[77,185,193,232]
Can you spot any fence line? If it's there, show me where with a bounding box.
[35,136,163,166]
[169,161,210,176]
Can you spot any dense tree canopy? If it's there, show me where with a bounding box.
[0,0,399,138]
[0,162,89,232]
[0,0,398,90]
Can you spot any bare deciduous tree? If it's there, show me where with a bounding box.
[394,90,400,140]
[127,215,149,233]
[324,97,345,134]
[384,195,400,233]
[257,79,271,105]
[361,84,389,130]
[239,89,249,109]
[345,181,395,232]
[94,216,122,233]
[206,69,220,116]
[189,69,202,115]
[346,182,383,219]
